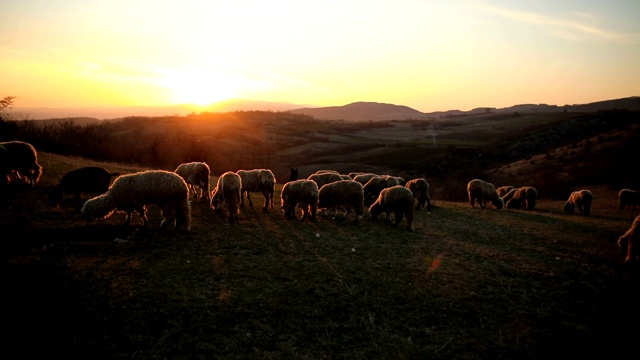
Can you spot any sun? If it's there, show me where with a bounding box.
[160,67,238,107]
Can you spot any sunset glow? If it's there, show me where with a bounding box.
[1,0,639,117]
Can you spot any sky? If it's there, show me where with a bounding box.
[1,0,639,114]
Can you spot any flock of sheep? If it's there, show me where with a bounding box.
[2,140,640,262]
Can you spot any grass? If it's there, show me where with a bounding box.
[1,153,639,359]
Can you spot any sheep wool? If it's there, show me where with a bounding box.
[0,140,43,186]
[369,185,415,232]
[618,189,640,210]
[280,179,319,222]
[81,170,191,231]
[405,178,432,212]
[618,215,640,263]
[317,180,364,223]
[563,189,593,216]
[467,179,504,210]
[210,171,242,222]
[236,169,276,211]
[175,162,211,200]
[505,186,538,211]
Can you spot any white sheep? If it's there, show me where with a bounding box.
[0,140,43,186]
[618,215,640,263]
[210,171,242,223]
[405,178,431,212]
[81,170,191,231]
[496,186,515,197]
[618,189,640,210]
[369,185,415,232]
[280,179,319,222]
[467,179,504,209]
[307,172,343,189]
[236,169,276,211]
[174,162,211,201]
[505,186,538,210]
[317,180,364,223]
[563,189,593,216]
[49,166,119,208]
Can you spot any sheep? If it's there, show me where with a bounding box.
[287,167,299,182]
[280,179,319,222]
[501,188,518,203]
[210,171,242,223]
[405,178,432,212]
[496,186,515,197]
[352,173,380,186]
[236,169,276,211]
[307,172,343,189]
[49,167,120,209]
[618,215,640,263]
[369,185,415,232]
[505,186,538,211]
[618,189,640,210]
[563,189,593,216]
[81,170,191,231]
[363,175,399,206]
[0,140,43,186]
[174,162,211,201]
[467,179,504,209]
[317,180,364,223]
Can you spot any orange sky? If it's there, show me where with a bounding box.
[1,0,639,115]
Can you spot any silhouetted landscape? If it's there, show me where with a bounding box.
[1,96,640,359]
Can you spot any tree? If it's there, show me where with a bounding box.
[0,96,16,120]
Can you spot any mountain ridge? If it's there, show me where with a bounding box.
[8,96,639,121]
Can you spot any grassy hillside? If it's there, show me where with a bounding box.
[1,152,639,359]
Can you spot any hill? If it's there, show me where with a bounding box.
[288,101,428,121]
[1,151,639,359]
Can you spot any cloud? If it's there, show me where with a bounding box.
[471,1,640,43]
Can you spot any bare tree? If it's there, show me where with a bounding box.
[0,96,16,120]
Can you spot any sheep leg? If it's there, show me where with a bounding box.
[392,211,404,227]
[136,207,149,227]
[426,197,432,212]
[262,190,269,211]
[160,206,176,230]
[625,237,636,263]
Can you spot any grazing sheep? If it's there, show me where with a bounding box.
[563,189,593,216]
[81,170,191,231]
[49,167,120,208]
[174,162,211,201]
[618,189,640,210]
[496,186,515,197]
[280,179,319,222]
[467,179,504,210]
[287,167,299,182]
[363,175,399,206]
[505,186,538,211]
[369,185,415,232]
[307,172,343,189]
[236,169,276,211]
[210,171,242,223]
[405,178,432,212]
[317,180,364,223]
[352,173,380,186]
[501,188,518,203]
[0,140,43,186]
[618,215,640,263]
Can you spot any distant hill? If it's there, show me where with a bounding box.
[9,96,639,121]
[288,97,640,121]
[288,101,428,121]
